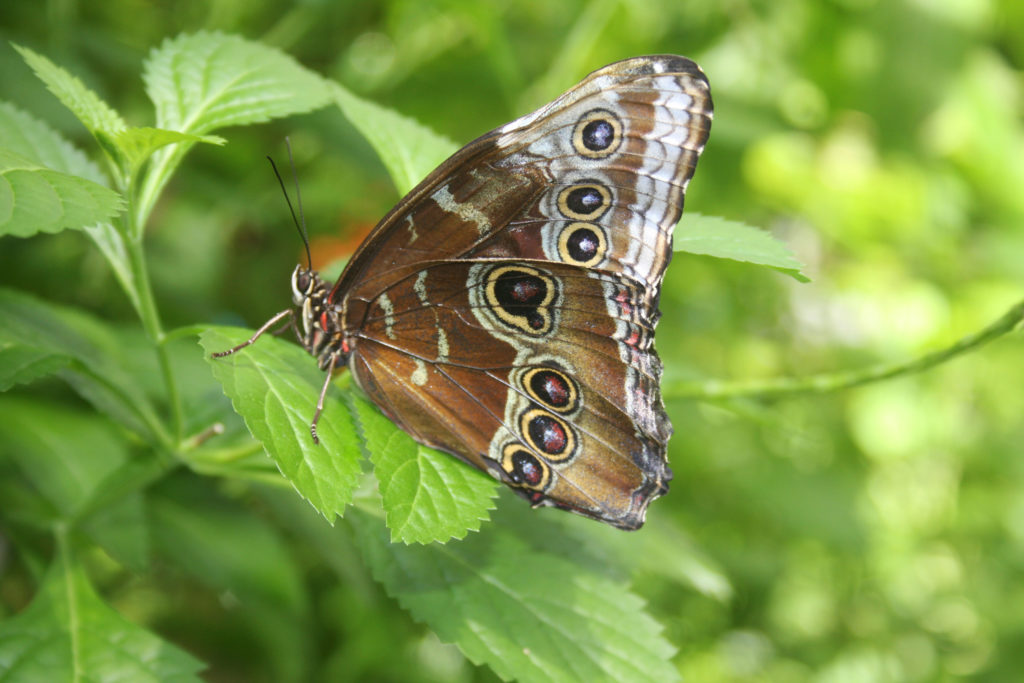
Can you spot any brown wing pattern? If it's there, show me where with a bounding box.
[336,55,713,528]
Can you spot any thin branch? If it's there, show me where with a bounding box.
[664,298,1024,401]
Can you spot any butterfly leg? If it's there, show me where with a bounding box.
[211,309,294,357]
[309,353,338,444]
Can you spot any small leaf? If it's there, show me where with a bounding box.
[676,213,810,282]
[113,127,225,172]
[144,32,332,135]
[200,327,362,521]
[13,43,128,135]
[334,83,457,195]
[350,390,497,544]
[0,148,125,237]
[349,507,680,683]
[0,543,204,682]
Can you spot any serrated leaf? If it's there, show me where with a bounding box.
[0,288,161,438]
[0,102,137,309]
[144,32,331,135]
[0,148,124,237]
[113,127,225,171]
[677,213,810,282]
[349,507,680,683]
[0,544,204,682]
[0,343,71,389]
[334,83,457,195]
[13,43,128,135]
[199,327,362,521]
[350,390,497,544]
[0,101,107,184]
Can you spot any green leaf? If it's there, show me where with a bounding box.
[0,100,107,184]
[199,327,362,521]
[0,343,71,390]
[0,395,148,570]
[136,31,333,228]
[333,83,457,195]
[349,507,680,683]
[676,213,810,282]
[144,31,332,135]
[350,391,497,544]
[0,148,124,237]
[114,127,225,170]
[0,101,137,310]
[12,43,128,136]
[0,288,163,440]
[150,481,307,614]
[0,542,203,682]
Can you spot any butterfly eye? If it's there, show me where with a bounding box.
[291,267,313,301]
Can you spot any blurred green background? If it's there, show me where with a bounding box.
[2,0,1023,681]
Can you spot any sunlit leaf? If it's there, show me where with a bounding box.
[200,327,362,521]
[333,83,457,195]
[677,213,810,282]
[113,127,225,172]
[350,390,497,544]
[0,149,124,237]
[144,32,331,135]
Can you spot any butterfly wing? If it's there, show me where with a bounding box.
[336,55,712,528]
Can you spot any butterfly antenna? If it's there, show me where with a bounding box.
[267,149,313,270]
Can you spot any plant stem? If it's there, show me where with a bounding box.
[124,229,184,443]
[664,298,1024,401]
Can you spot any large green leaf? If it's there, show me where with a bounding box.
[0,288,162,440]
[0,148,124,237]
[0,396,148,570]
[676,213,810,282]
[144,31,331,134]
[350,390,497,544]
[137,31,334,227]
[199,327,362,521]
[349,507,680,682]
[0,544,203,682]
[333,83,457,195]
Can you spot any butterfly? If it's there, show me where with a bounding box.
[215,55,713,530]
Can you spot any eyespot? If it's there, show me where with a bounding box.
[556,181,612,221]
[501,444,551,491]
[557,222,608,267]
[521,366,579,414]
[519,408,576,463]
[571,109,623,159]
[483,265,559,335]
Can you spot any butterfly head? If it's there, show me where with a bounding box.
[290,265,347,369]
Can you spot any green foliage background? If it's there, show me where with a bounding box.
[1,1,1023,681]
